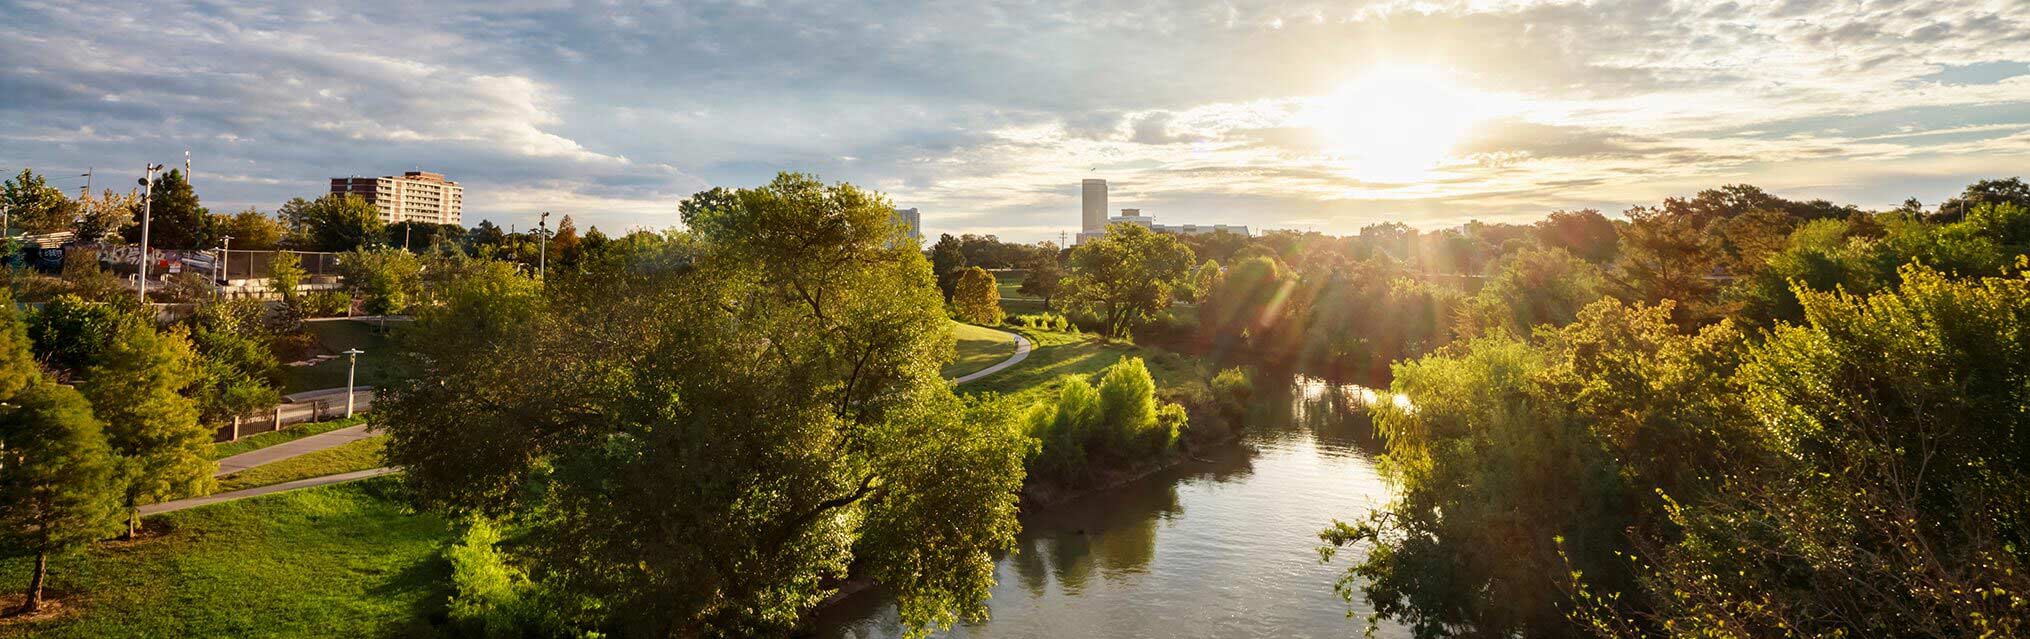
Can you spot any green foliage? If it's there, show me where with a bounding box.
[27,294,128,381]
[930,233,967,300]
[80,317,211,533]
[1011,312,1072,332]
[2,168,80,234]
[335,246,423,315]
[187,299,284,424]
[211,207,286,250]
[1198,255,1287,340]
[128,169,210,250]
[1024,356,1183,486]
[1609,205,1720,326]
[1189,258,1222,302]
[953,266,1004,324]
[1064,223,1196,337]
[268,251,307,309]
[1535,209,1619,263]
[0,378,121,610]
[1324,299,1751,638]
[382,173,1027,637]
[1210,367,1252,425]
[285,194,386,251]
[1018,253,1064,309]
[445,518,557,638]
[1457,245,1603,338]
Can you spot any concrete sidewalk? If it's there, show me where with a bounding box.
[143,467,399,516]
[214,423,376,476]
[954,330,1033,384]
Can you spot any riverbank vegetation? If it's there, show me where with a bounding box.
[1302,181,2030,638]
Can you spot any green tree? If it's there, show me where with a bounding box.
[1188,259,1222,302]
[1198,255,1287,342]
[953,266,1004,324]
[268,251,307,310]
[930,233,967,300]
[211,207,285,249]
[1456,246,1604,338]
[1573,266,2030,637]
[1534,209,1619,263]
[80,318,210,538]
[1608,206,1719,326]
[380,173,1028,636]
[286,194,385,251]
[124,169,209,250]
[335,246,423,315]
[2,168,80,234]
[186,299,282,425]
[1018,254,1064,310]
[72,189,138,243]
[0,378,121,614]
[26,294,128,382]
[1064,223,1195,337]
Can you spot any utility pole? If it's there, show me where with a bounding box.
[538,211,550,280]
[403,223,411,252]
[79,167,93,200]
[138,163,163,303]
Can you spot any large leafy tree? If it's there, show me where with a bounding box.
[124,169,209,250]
[379,173,1028,637]
[953,266,1003,325]
[284,193,385,251]
[1018,253,1064,310]
[210,207,285,250]
[1608,206,1719,326]
[929,233,966,300]
[1533,209,1619,264]
[1064,223,1195,337]
[73,189,138,243]
[80,318,210,538]
[2,168,80,234]
[335,246,423,315]
[26,294,128,382]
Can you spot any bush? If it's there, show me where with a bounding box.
[445,518,561,638]
[1023,357,1185,486]
[1210,367,1253,425]
[1012,312,1074,332]
[301,290,350,317]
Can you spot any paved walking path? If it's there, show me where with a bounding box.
[141,468,399,517]
[954,329,1032,384]
[213,423,377,476]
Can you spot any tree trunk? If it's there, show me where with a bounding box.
[16,551,46,614]
[125,503,138,540]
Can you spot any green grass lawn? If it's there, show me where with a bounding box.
[216,436,388,493]
[942,323,1018,379]
[0,478,452,639]
[280,320,411,394]
[959,327,1201,405]
[207,417,366,461]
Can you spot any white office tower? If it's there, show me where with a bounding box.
[1077,178,1108,244]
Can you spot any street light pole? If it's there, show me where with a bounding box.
[215,234,233,295]
[343,348,364,418]
[538,211,550,280]
[137,163,163,304]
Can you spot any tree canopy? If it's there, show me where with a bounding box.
[1064,223,1195,337]
[378,173,1028,637]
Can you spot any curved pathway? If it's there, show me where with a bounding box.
[954,330,1032,384]
[147,329,1039,516]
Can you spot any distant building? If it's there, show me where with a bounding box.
[1077,178,1109,245]
[892,207,922,242]
[329,171,464,225]
[1075,179,1247,243]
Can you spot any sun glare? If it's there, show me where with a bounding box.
[1299,64,1503,181]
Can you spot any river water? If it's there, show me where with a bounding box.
[813,377,1410,639]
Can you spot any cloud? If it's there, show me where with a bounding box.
[1,0,2027,240]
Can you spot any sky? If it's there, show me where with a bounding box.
[3,0,2028,243]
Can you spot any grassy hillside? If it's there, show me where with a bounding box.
[0,479,451,639]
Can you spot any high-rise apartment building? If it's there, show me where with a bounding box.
[329,171,465,225]
[892,207,922,243]
[1077,178,1109,244]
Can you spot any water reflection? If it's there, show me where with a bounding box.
[811,376,1406,639]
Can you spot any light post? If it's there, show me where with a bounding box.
[343,348,364,418]
[538,211,550,280]
[137,164,163,304]
[215,234,233,295]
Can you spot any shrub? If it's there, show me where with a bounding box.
[445,518,559,638]
[301,290,350,317]
[1210,367,1253,425]
[1023,357,1186,486]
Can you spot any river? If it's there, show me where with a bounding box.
[812,377,1410,638]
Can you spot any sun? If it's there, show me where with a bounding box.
[1298,64,1501,181]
